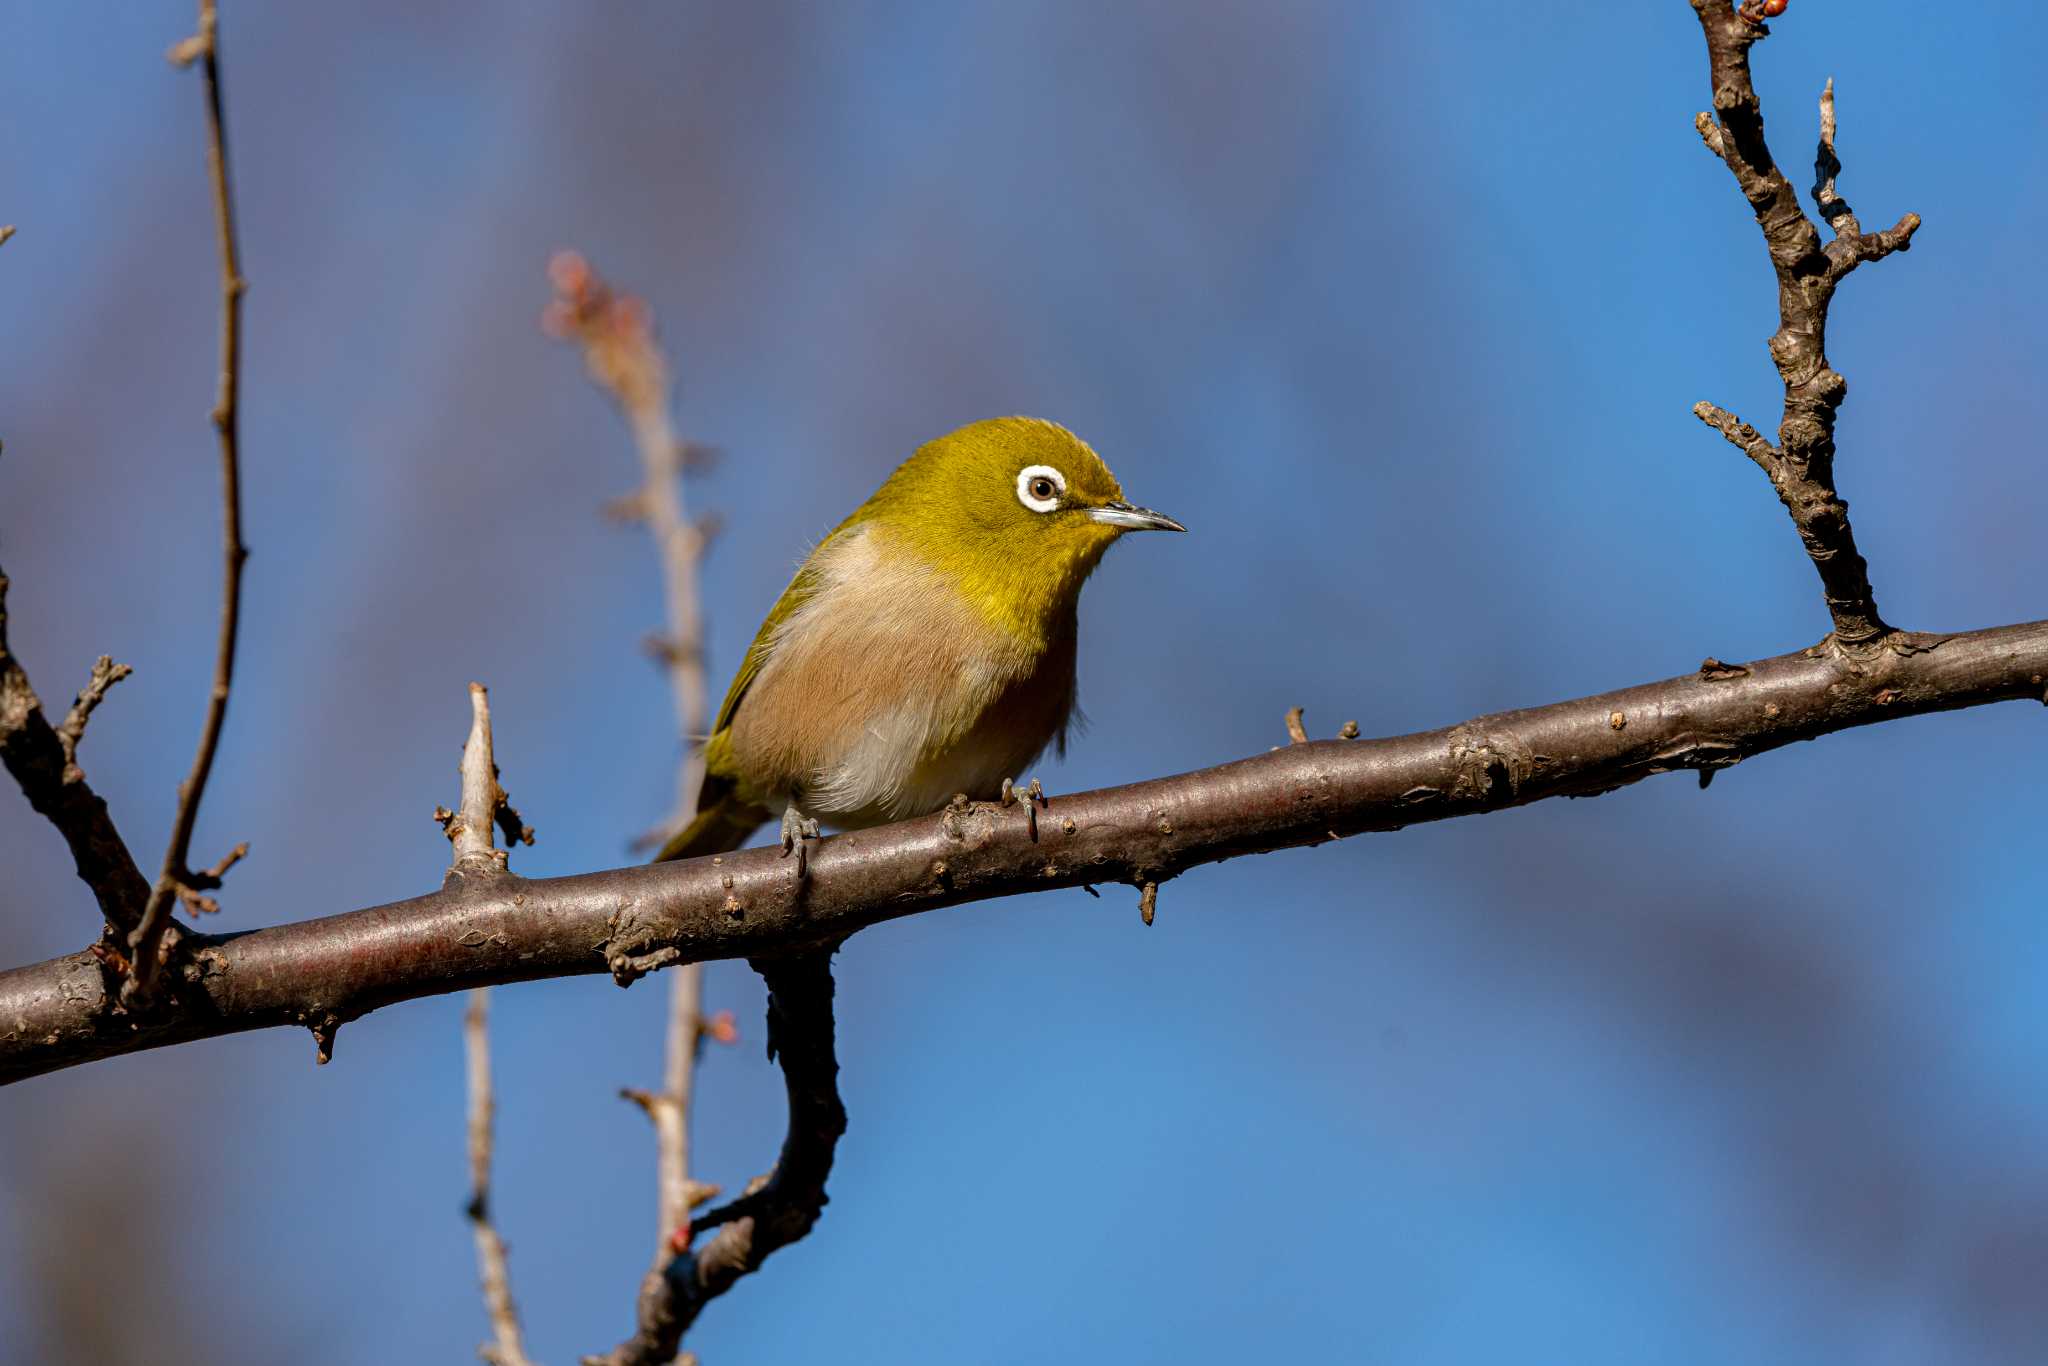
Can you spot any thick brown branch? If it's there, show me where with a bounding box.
[4,618,2045,1086]
[129,0,251,999]
[0,572,149,932]
[587,953,844,1366]
[1689,2,1919,647]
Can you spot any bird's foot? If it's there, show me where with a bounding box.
[999,776,1047,839]
[778,803,822,878]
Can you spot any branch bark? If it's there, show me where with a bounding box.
[5,618,2044,1086]
[0,573,149,934]
[1688,0,1919,647]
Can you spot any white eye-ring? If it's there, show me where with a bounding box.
[1016,464,1066,513]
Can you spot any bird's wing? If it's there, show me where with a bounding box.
[697,521,864,804]
[709,547,831,740]
[659,525,863,863]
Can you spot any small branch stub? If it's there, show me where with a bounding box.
[1283,707,1309,744]
[444,683,531,878]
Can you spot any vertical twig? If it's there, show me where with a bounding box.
[1686,2,1918,648]
[128,0,250,999]
[445,684,538,1363]
[545,254,722,1355]
[441,682,530,876]
[466,988,537,1366]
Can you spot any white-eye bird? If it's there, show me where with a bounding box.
[657,416,1184,869]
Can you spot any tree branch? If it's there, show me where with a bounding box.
[129,0,252,1000]
[4,618,2045,1085]
[0,572,149,934]
[1689,0,1919,647]
[588,953,845,1366]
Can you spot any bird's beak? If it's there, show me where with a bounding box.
[1089,500,1187,533]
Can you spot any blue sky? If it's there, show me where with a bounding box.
[3,3,2046,1362]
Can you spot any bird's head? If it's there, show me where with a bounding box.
[855,416,1185,641]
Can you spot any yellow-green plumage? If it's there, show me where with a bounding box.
[656,416,1182,865]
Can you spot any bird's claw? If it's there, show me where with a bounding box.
[1000,776,1047,839]
[779,804,822,879]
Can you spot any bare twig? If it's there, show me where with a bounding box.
[545,251,714,849]
[547,252,727,1360]
[1283,707,1308,744]
[7,616,2048,1085]
[445,683,525,878]
[1688,1,1920,648]
[127,0,251,1000]
[0,572,148,932]
[1810,76,1853,230]
[0,225,15,248]
[1691,401,1777,476]
[446,687,538,1362]
[465,989,537,1366]
[54,656,133,777]
[587,953,845,1366]
[619,961,717,1263]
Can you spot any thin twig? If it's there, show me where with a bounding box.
[448,687,537,1362]
[55,656,133,777]
[544,251,714,846]
[546,252,723,1360]
[128,0,250,999]
[1691,400,1778,476]
[466,989,537,1366]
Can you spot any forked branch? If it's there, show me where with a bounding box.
[587,952,845,1366]
[1688,0,1920,647]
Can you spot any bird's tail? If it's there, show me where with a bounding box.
[653,774,771,864]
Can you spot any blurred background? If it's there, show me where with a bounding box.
[4,2,2046,1362]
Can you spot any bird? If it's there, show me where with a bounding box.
[656,415,1184,872]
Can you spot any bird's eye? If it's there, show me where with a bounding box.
[1015,464,1065,513]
